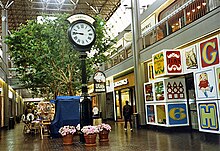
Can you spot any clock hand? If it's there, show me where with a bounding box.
[72,32,84,35]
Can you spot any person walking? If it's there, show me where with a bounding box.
[123,101,133,131]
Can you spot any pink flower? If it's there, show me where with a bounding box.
[97,123,111,132]
[81,125,99,135]
[58,125,76,136]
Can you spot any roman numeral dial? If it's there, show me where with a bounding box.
[69,21,95,47]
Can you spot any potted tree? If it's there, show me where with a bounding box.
[5,14,116,98]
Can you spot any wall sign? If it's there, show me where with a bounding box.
[200,37,219,68]
[93,71,106,93]
[114,79,128,87]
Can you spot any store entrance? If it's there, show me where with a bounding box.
[185,74,199,130]
[115,87,135,121]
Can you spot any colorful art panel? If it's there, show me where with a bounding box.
[155,81,165,101]
[166,50,182,74]
[182,45,199,73]
[168,103,188,125]
[153,51,165,77]
[146,105,155,123]
[197,101,219,132]
[199,37,219,68]
[194,68,217,100]
[215,65,220,99]
[147,62,154,81]
[165,78,186,100]
[144,83,154,101]
[156,105,166,124]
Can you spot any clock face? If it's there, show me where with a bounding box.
[70,21,95,47]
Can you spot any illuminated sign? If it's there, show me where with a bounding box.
[114,79,128,87]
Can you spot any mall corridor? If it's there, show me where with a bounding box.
[0,121,220,151]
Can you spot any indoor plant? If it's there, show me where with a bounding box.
[59,125,76,145]
[97,123,111,142]
[81,125,99,146]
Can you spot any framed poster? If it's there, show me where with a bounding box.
[166,50,182,74]
[154,81,165,101]
[197,101,219,133]
[168,103,188,125]
[153,51,165,78]
[146,105,156,124]
[147,62,155,81]
[156,105,166,124]
[165,78,186,100]
[182,44,199,73]
[199,36,219,68]
[215,65,220,99]
[194,68,217,100]
[144,82,154,102]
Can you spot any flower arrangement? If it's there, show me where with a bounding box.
[59,125,76,136]
[97,123,111,132]
[81,125,99,135]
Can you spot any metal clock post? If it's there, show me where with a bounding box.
[67,14,96,143]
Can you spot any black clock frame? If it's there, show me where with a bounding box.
[68,20,96,52]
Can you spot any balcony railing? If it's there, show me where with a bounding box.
[104,0,219,70]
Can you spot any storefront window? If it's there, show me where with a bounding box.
[115,91,121,119]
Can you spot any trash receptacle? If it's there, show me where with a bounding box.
[132,113,139,128]
[9,117,15,129]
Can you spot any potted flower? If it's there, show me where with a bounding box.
[81,125,99,146]
[58,125,76,145]
[97,123,111,142]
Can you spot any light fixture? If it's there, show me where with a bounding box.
[192,9,195,12]
[202,2,206,6]
[175,23,178,26]
[187,12,190,15]
[197,6,201,9]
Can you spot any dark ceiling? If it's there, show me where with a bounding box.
[0,0,121,32]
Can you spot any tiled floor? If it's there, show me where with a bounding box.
[1,121,220,151]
